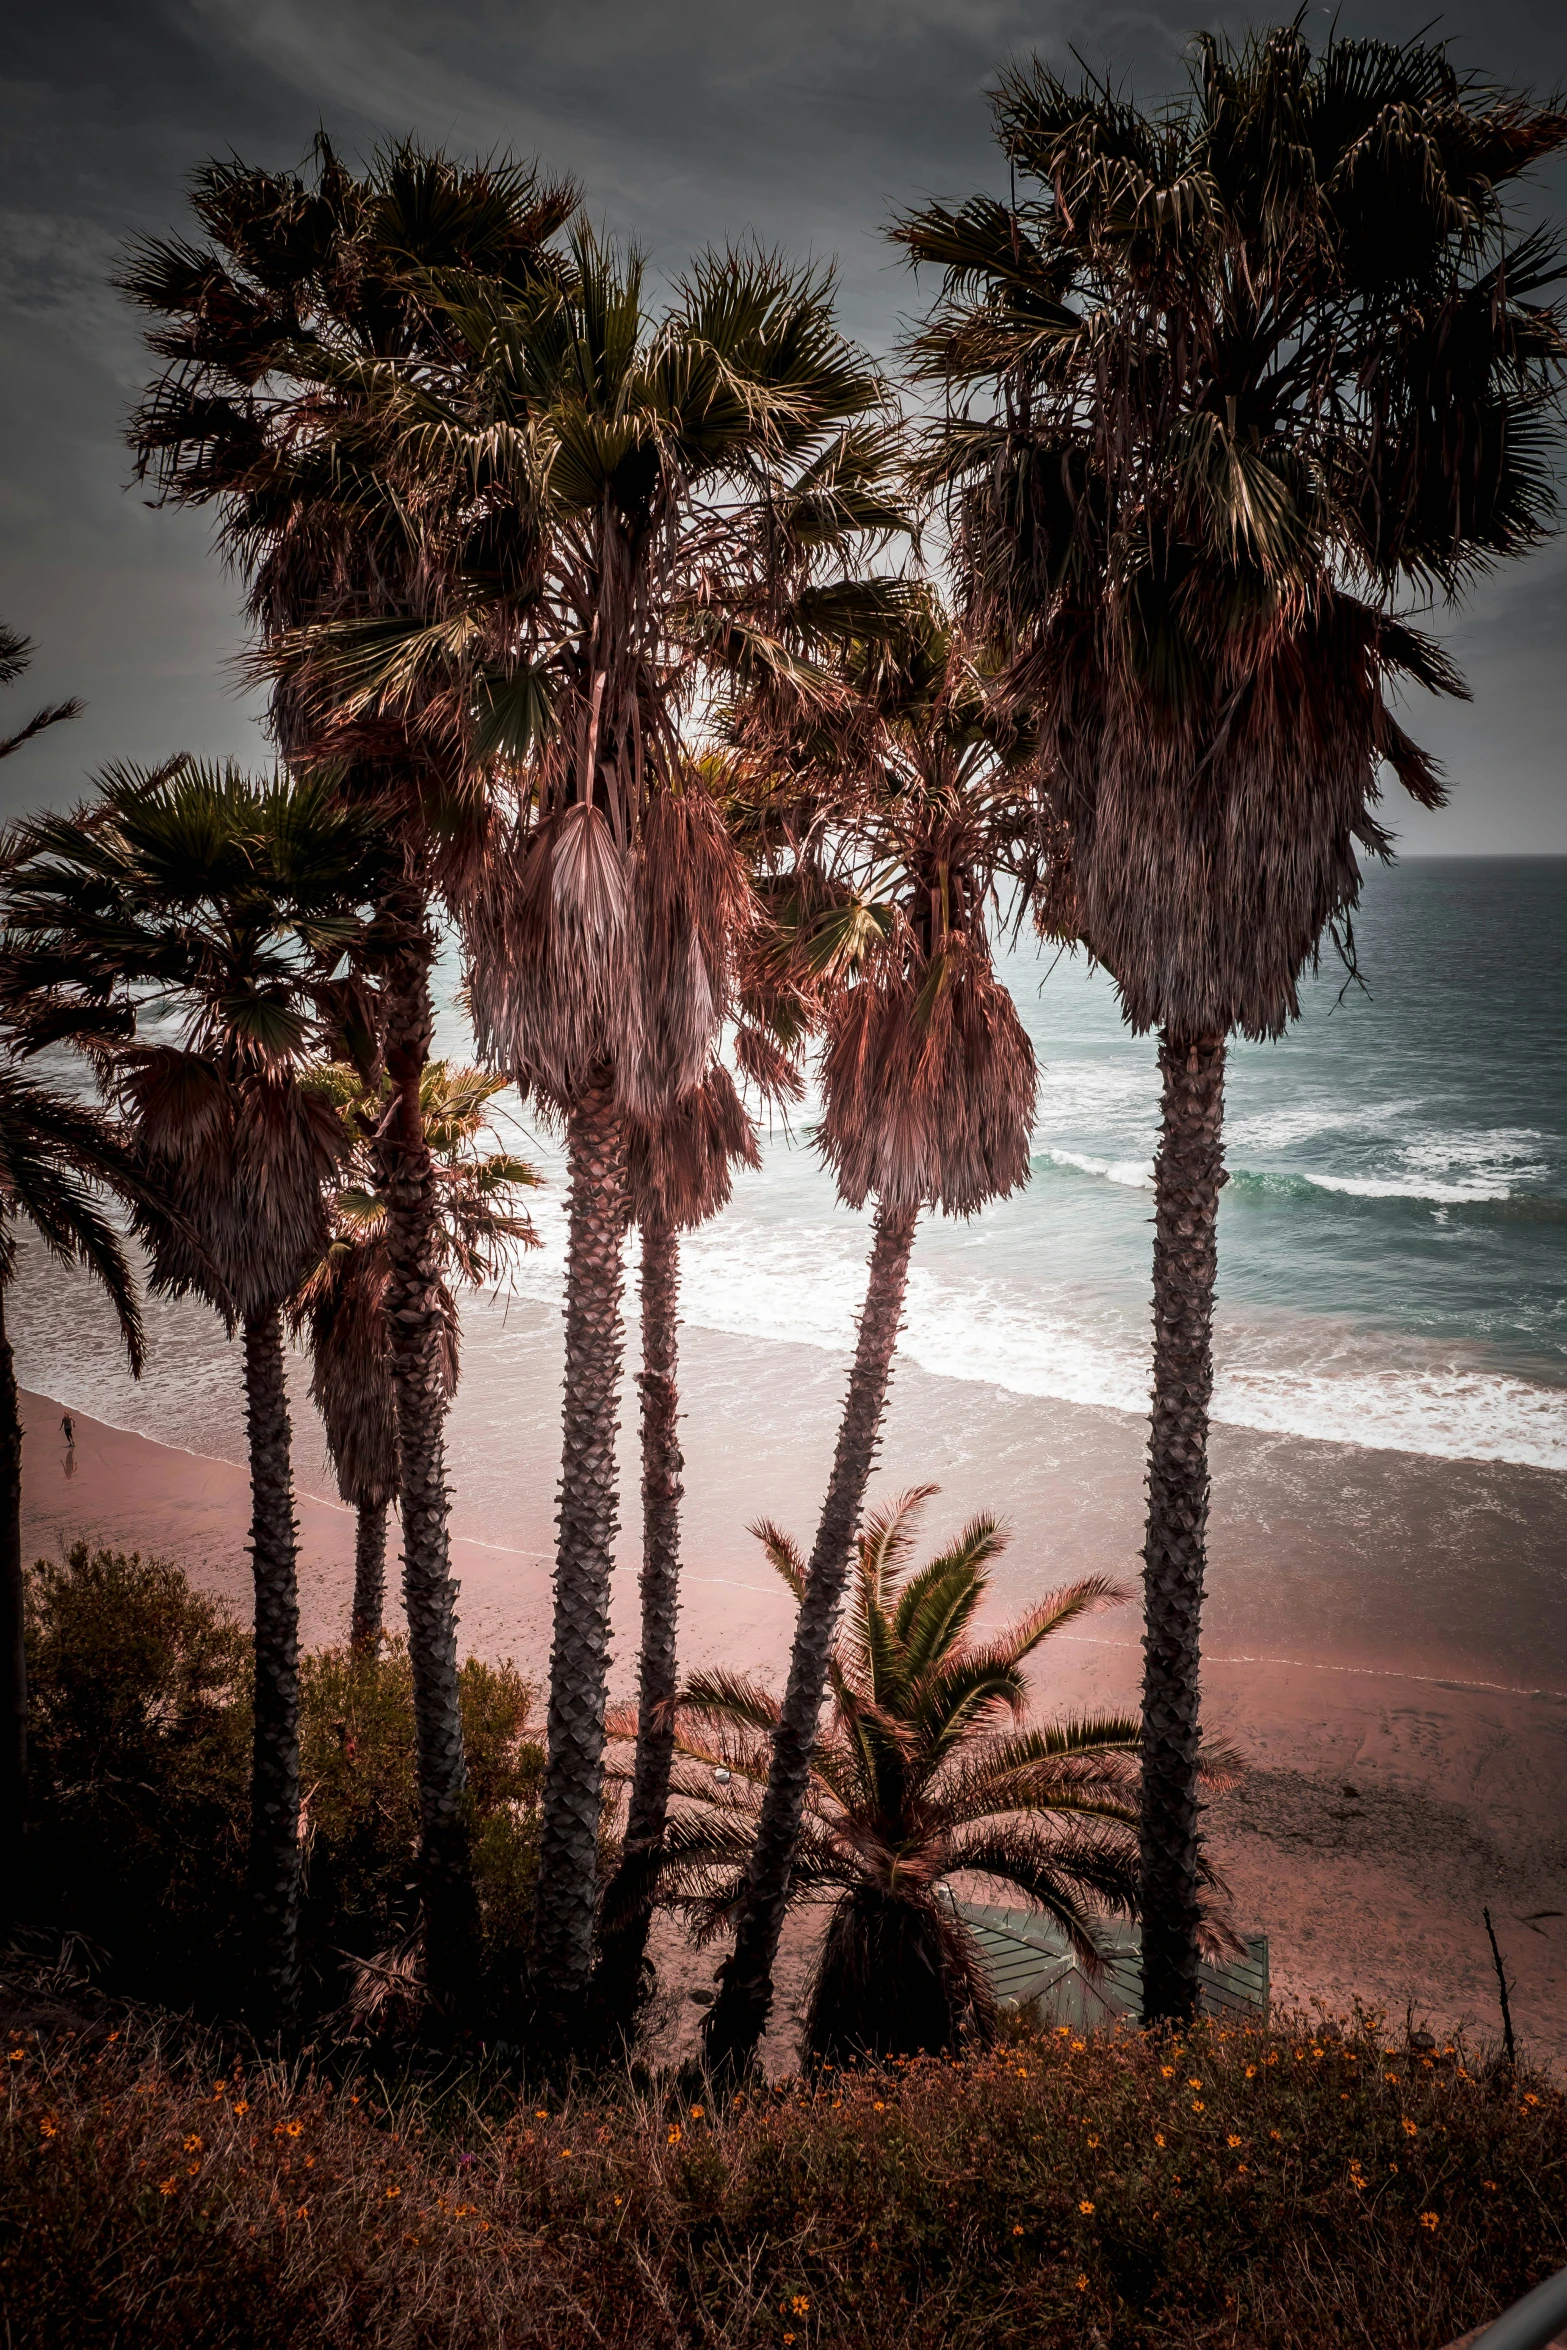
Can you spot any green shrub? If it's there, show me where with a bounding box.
[22,1545,251,2011]
[21,1547,543,2021]
[297,1639,544,2004]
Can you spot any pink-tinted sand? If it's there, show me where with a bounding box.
[22,1387,1567,2075]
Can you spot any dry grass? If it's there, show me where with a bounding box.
[1,2003,1561,2348]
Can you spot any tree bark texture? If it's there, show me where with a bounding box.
[593,1213,682,2033]
[0,1278,27,1926]
[1139,1031,1226,2026]
[242,1305,302,2036]
[703,1198,919,2076]
[379,907,476,2012]
[531,1076,629,2042]
[351,1499,390,1652]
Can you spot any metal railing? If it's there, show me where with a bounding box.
[1449,2267,1567,2350]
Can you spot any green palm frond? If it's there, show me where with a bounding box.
[650,1487,1164,1994]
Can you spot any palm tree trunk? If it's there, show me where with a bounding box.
[0,1275,27,1928]
[593,1211,682,2035]
[703,1197,919,2076]
[532,1073,629,2044]
[380,904,476,2015]
[351,1498,389,1652]
[1139,1030,1226,2026]
[242,1304,302,2036]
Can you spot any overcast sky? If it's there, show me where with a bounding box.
[2,0,1564,848]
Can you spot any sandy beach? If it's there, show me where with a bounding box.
[22,1317,1567,2075]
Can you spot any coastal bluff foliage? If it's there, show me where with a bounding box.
[20,1545,541,2019]
[0,2010,1561,2348]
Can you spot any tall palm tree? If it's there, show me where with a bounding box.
[590,1062,759,2035]
[621,1489,1152,2064]
[314,235,892,2042]
[701,605,1038,2074]
[120,140,578,2013]
[896,25,1567,2019]
[0,1065,146,1925]
[1,759,378,2028]
[294,1060,539,1650]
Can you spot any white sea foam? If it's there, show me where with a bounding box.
[1287,1168,1515,1204]
[1042,1147,1156,1188]
[666,1212,1567,1472]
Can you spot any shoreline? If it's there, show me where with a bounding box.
[22,1383,1567,2071]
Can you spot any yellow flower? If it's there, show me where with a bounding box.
[38,2118,58,2139]
[535,2110,549,2120]
[1012,2224,1024,2236]
[873,2101,886,2112]
[183,2135,202,2153]
[1087,2135,1100,2148]
[1160,2065,1175,2079]
[1245,2064,1256,2078]
[1191,2100,1205,2114]
[233,2101,249,2117]
[690,2106,704,2120]
[666,2127,681,2145]
[1402,2118,1418,2136]
[560,2148,574,2159]
[1075,2274,1089,2292]
[1420,2212,1440,2231]
[1155,2133,1166,2148]
[159,2178,177,2195]
[790,2296,811,2317]
[1071,2039,1086,2052]
[1079,2200,1095,2216]
[295,2203,308,2220]
[1227,2135,1242,2149]
[7,2051,23,2064]
[1269,2129,1282,2142]
[1187,2078,1202,2089]
[385,2186,401,2200]
[1483,2179,1499,2191]
[286,2121,303,2138]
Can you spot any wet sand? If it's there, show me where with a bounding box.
[21,1348,1567,2075]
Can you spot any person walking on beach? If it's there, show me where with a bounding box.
[59,1413,74,1449]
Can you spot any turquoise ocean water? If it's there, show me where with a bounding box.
[615,855,1566,1475]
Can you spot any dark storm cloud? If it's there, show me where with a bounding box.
[2,0,1565,844]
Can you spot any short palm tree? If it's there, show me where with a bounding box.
[121,140,578,2013]
[591,1061,759,2035]
[897,25,1567,2020]
[621,1488,1145,2064]
[702,604,1037,2074]
[0,1064,146,1923]
[294,1060,539,1650]
[1,759,377,2028]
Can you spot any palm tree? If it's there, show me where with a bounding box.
[316,235,893,2043]
[896,26,1567,2019]
[701,605,1038,2075]
[294,1060,539,1650]
[1,759,378,2028]
[120,140,578,2013]
[620,1488,1148,2064]
[0,1066,146,1924]
[590,1062,759,2035]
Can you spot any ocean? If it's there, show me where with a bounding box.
[9,854,1565,1687]
[486,854,1567,1472]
